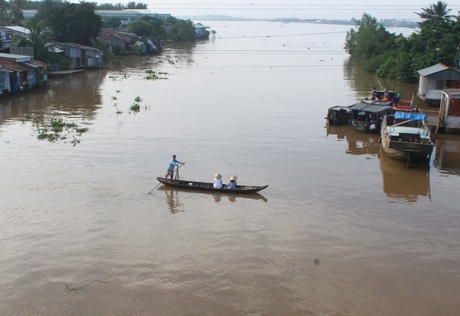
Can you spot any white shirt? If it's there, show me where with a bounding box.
[213,178,223,189]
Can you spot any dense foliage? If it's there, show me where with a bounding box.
[166,18,196,41]
[0,0,27,25]
[36,0,102,46]
[95,1,147,10]
[344,1,460,82]
[127,20,154,37]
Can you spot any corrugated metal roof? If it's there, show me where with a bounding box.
[417,63,460,80]
[417,63,449,76]
[0,60,32,71]
[0,26,30,35]
[30,59,47,69]
[0,53,32,62]
[0,65,13,73]
[350,102,393,113]
[64,43,101,51]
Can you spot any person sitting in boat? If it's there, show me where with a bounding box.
[382,87,390,102]
[165,155,184,179]
[391,93,401,106]
[226,175,238,190]
[371,87,377,100]
[213,173,223,189]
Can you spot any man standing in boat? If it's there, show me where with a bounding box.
[165,155,184,179]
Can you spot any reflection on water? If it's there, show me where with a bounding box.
[326,122,380,156]
[434,137,460,174]
[157,186,267,213]
[2,22,460,316]
[326,122,432,202]
[378,146,431,202]
[0,71,106,144]
[161,188,185,214]
[343,57,417,101]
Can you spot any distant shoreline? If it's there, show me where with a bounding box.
[177,16,418,29]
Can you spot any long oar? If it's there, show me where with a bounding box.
[148,163,185,194]
[148,182,162,195]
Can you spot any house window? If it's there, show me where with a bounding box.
[6,31,13,39]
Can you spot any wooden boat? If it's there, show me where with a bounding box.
[349,101,394,133]
[325,105,353,126]
[325,92,416,132]
[156,177,268,193]
[380,111,434,167]
[157,185,268,202]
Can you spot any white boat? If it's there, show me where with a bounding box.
[380,111,434,167]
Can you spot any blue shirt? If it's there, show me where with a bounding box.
[227,180,237,190]
[168,158,183,171]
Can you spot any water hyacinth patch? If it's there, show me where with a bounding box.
[23,115,89,146]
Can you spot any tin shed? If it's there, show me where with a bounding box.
[417,63,460,102]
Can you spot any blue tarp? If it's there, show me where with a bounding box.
[394,111,427,121]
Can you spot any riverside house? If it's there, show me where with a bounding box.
[0,53,48,95]
[63,43,103,69]
[417,63,460,104]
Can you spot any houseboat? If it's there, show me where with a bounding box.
[380,111,434,167]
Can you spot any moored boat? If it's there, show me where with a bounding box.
[380,111,434,166]
[326,105,353,126]
[156,177,268,193]
[349,101,394,133]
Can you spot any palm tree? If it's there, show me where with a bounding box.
[9,0,27,25]
[14,18,52,61]
[416,1,454,27]
[0,0,11,24]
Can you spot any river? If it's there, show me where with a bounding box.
[1,21,460,315]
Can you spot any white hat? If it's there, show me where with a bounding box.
[230,175,238,181]
[214,173,222,179]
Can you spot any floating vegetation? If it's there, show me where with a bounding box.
[144,69,169,80]
[165,55,175,65]
[111,96,117,100]
[108,75,128,81]
[130,102,140,113]
[134,96,142,102]
[23,115,88,146]
[128,102,151,115]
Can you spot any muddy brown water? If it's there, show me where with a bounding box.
[1,21,459,315]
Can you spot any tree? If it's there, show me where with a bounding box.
[140,16,166,39]
[8,0,27,25]
[96,3,124,10]
[42,1,102,46]
[127,20,154,37]
[14,17,51,61]
[167,19,195,41]
[125,1,147,9]
[0,0,10,24]
[415,1,454,28]
[102,17,122,28]
[344,13,396,64]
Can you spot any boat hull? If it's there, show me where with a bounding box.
[380,113,434,165]
[156,177,268,193]
[380,138,433,161]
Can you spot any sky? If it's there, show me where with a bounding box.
[94,0,460,21]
